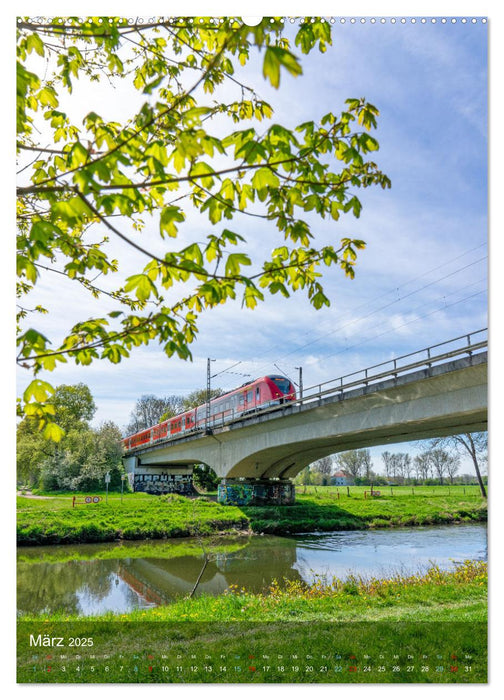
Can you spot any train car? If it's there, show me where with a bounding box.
[122,375,296,452]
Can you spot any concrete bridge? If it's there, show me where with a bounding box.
[123,331,487,505]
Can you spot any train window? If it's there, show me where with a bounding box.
[270,376,292,394]
[256,387,260,400]
[247,390,252,402]
[239,394,244,404]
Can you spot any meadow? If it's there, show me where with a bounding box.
[17,485,487,545]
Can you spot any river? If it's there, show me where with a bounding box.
[17,523,487,617]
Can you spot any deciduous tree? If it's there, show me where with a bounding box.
[125,394,184,434]
[16,16,390,439]
[334,449,371,480]
[428,433,487,497]
[310,455,334,485]
[183,387,223,410]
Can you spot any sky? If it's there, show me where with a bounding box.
[15,8,489,474]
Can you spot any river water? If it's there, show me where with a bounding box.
[17,523,487,617]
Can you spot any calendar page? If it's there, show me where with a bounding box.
[16,10,488,686]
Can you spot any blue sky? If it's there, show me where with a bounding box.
[15,9,489,474]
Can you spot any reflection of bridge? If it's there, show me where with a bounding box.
[116,540,300,601]
[123,331,487,505]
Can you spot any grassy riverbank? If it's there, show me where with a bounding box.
[17,562,488,683]
[20,560,487,623]
[17,486,487,545]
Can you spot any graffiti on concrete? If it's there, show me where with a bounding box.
[218,479,295,506]
[134,472,194,495]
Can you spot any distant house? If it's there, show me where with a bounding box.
[331,471,354,486]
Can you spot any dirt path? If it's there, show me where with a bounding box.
[17,491,53,499]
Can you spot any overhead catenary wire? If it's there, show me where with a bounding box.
[236,242,487,371]
[245,255,487,378]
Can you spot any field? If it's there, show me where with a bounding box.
[16,485,487,545]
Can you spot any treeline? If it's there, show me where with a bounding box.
[296,433,488,497]
[124,388,222,436]
[17,383,123,491]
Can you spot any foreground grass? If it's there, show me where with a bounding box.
[17,562,488,683]
[17,486,487,545]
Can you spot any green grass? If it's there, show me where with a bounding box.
[16,486,487,545]
[17,562,488,683]
[245,485,487,533]
[17,493,248,545]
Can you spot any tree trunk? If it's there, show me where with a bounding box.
[471,452,487,498]
[461,434,487,498]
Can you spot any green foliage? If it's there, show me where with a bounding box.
[49,382,97,431]
[17,382,121,489]
[193,464,220,491]
[17,17,391,437]
[183,387,223,410]
[36,421,124,492]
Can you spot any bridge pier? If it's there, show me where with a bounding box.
[217,478,295,506]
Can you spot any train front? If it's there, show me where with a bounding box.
[264,375,296,405]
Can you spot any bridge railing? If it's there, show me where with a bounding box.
[128,329,487,448]
[296,328,487,408]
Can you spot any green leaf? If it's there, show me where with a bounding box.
[51,197,94,224]
[23,379,55,404]
[263,48,280,88]
[38,86,59,108]
[124,274,158,301]
[263,47,302,88]
[42,421,65,442]
[68,141,89,168]
[160,206,185,238]
[225,253,251,277]
[26,34,45,57]
[145,141,168,166]
[189,161,217,188]
[251,167,280,191]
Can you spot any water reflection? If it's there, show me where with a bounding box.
[17,524,487,617]
[292,525,488,583]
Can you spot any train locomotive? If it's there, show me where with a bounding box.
[122,375,296,452]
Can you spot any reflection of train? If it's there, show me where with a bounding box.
[122,375,296,452]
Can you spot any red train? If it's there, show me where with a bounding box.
[122,375,296,452]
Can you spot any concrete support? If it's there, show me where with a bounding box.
[217,478,295,506]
